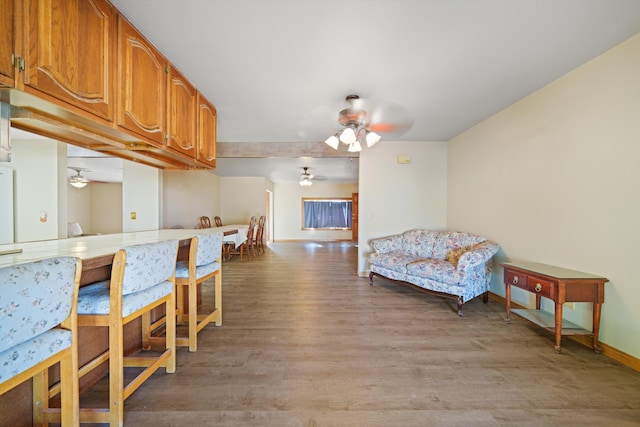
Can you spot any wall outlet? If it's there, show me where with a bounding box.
[130,212,136,220]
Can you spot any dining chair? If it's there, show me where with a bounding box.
[75,239,178,426]
[0,257,82,427]
[200,216,212,229]
[214,216,234,259]
[254,215,266,254]
[151,232,223,352]
[235,216,257,260]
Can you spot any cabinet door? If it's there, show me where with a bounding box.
[21,0,116,121]
[197,93,216,168]
[0,0,16,87]
[117,16,166,145]
[167,65,196,157]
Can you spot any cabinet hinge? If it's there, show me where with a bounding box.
[165,133,169,140]
[13,55,25,72]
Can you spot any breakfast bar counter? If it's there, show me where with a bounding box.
[0,228,230,424]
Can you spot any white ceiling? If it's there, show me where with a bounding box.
[14,1,640,184]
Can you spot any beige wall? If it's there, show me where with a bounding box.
[68,184,92,233]
[273,182,358,241]
[162,170,221,229]
[357,140,448,274]
[122,161,160,232]
[220,176,273,225]
[90,183,122,234]
[448,34,640,358]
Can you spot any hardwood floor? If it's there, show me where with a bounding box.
[87,242,640,425]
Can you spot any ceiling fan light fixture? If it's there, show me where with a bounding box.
[70,179,88,188]
[299,177,313,187]
[348,140,362,152]
[339,126,356,144]
[325,95,397,151]
[324,135,339,150]
[69,169,89,188]
[366,131,381,147]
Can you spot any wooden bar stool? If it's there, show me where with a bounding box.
[0,257,82,427]
[151,232,223,352]
[75,240,178,426]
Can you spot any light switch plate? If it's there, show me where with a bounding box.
[398,155,412,164]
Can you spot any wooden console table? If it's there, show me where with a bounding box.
[502,262,608,353]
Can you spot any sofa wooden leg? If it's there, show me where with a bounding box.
[483,291,489,304]
[369,271,374,286]
[457,297,464,316]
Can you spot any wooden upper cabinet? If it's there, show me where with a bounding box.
[167,65,196,157]
[21,0,116,121]
[197,93,216,168]
[0,0,15,87]
[117,16,167,146]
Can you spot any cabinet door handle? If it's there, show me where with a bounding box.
[534,283,542,292]
[512,275,519,285]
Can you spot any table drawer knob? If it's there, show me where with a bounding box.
[535,283,542,292]
[512,275,519,285]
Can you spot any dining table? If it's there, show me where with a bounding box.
[214,224,249,260]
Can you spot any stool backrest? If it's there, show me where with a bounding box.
[120,240,178,295]
[0,257,79,353]
[194,232,223,266]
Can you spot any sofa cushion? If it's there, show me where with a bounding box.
[368,250,424,274]
[406,259,462,286]
[401,230,440,258]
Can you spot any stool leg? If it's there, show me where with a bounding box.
[32,369,47,425]
[214,271,222,326]
[166,291,176,373]
[188,278,198,352]
[109,317,125,426]
[59,347,80,427]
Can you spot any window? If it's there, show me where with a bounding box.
[302,198,352,230]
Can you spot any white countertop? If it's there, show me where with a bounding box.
[0,229,227,268]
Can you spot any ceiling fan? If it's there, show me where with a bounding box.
[298,167,326,187]
[68,168,90,188]
[324,94,413,152]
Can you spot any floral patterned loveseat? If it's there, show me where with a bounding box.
[368,229,500,316]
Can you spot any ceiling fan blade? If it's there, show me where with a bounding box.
[365,99,413,136]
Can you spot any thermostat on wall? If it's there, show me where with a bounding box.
[397,155,412,164]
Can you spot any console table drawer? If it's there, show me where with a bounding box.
[527,276,552,299]
[505,271,526,289]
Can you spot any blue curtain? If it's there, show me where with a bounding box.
[303,201,352,229]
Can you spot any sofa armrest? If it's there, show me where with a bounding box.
[370,234,403,254]
[457,241,500,271]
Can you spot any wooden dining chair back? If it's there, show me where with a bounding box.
[255,215,266,254]
[214,216,223,227]
[235,216,257,260]
[171,232,223,351]
[0,257,82,426]
[200,216,212,229]
[75,239,178,426]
